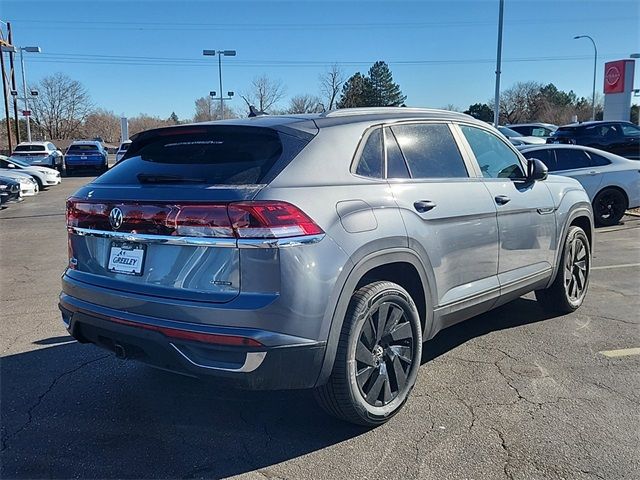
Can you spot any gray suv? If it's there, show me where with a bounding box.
[60,108,593,426]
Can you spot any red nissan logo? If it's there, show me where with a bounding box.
[605,66,621,86]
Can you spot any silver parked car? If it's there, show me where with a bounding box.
[11,141,64,171]
[519,144,640,226]
[60,108,594,426]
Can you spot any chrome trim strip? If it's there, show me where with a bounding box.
[237,234,325,248]
[170,343,266,373]
[69,227,324,249]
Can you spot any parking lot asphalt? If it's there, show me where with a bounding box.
[1,174,639,480]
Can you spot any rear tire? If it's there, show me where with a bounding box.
[314,281,422,427]
[535,226,590,314]
[593,188,627,227]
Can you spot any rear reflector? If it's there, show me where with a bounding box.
[66,198,323,239]
[108,316,263,347]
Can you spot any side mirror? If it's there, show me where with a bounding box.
[527,158,548,181]
[7,163,15,169]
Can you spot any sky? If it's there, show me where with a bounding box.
[2,0,639,120]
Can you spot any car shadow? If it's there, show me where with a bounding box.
[2,297,557,479]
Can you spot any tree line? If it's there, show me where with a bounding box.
[1,63,637,150]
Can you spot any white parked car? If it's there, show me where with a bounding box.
[11,142,64,171]
[507,123,558,138]
[115,140,132,163]
[0,155,61,190]
[519,145,640,226]
[0,169,39,196]
[498,126,547,146]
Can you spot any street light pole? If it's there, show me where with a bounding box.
[493,0,505,127]
[574,35,598,121]
[19,47,31,142]
[203,49,235,120]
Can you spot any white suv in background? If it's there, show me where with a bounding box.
[115,140,132,163]
[11,142,64,171]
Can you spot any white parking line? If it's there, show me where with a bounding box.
[591,263,640,270]
[599,348,640,358]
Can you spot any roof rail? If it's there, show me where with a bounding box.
[321,107,467,118]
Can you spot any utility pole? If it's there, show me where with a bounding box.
[493,0,505,128]
[0,38,13,152]
[7,22,19,144]
[19,48,31,142]
[218,53,224,119]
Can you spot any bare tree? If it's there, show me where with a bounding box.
[287,94,323,114]
[83,108,121,143]
[194,96,236,122]
[30,73,93,139]
[319,64,345,111]
[240,75,286,113]
[497,81,542,124]
[128,114,172,136]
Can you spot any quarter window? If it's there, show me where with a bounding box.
[460,125,525,179]
[355,128,383,178]
[390,123,468,178]
[621,123,640,137]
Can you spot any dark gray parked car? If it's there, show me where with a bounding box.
[60,108,593,426]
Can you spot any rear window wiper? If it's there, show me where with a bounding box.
[137,173,207,184]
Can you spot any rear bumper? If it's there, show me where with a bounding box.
[59,293,326,390]
[65,158,105,167]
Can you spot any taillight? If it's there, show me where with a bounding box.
[228,201,324,238]
[66,198,323,239]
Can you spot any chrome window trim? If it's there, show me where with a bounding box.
[69,226,324,249]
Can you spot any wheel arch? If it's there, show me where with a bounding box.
[314,248,434,387]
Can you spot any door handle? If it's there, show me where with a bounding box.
[495,195,511,205]
[589,170,599,175]
[413,200,437,213]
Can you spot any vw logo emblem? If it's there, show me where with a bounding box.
[109,207,124,230]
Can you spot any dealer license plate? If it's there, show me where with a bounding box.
[108,242,145,276]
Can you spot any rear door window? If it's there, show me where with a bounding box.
[95,126,308,185]
[587,152,611,167]
[391,123,468,178]
[554,149,591,170]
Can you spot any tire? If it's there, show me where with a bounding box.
[314,281,423,427]
[593,188,627,227]
[535,226,590,314]
[34,176,43,191]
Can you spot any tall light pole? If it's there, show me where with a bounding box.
[493,0,505,127]
[574,35,597,121]
[18,46,40,142]
[202,49,236,120]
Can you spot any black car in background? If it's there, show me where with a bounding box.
[547,121,640,159]
[0,177,22,208]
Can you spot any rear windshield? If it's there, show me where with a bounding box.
[95,126,309,185]
[68,145,100,153]
[14,145,45,152]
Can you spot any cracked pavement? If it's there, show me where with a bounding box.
[1,175,639,479]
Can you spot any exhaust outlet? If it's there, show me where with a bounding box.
[114,343,127,359]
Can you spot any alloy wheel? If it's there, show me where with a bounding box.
[596,192,625,222]
[564,235,589,301]
[354,301,415,407]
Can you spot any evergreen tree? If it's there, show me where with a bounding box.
[337,73,372,108]
[168,112,180,124]
[464,103,494,122]
[366,61,406,107]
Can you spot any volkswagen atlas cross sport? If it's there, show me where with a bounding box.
[60,108,593,426]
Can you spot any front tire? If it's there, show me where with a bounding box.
[593,188,627,227]
[536,226,590,314]
[314,281,422,427]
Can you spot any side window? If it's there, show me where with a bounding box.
[390,123,468,178]
[621,123,640,137]
[460,125,525,179]
[555,149,591,170]
[587,152,611,167]
[523,149,557,171]
[531,127,547,137]
[384,128,410,179]
[355,128,383,178]
[0,159,8,168]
